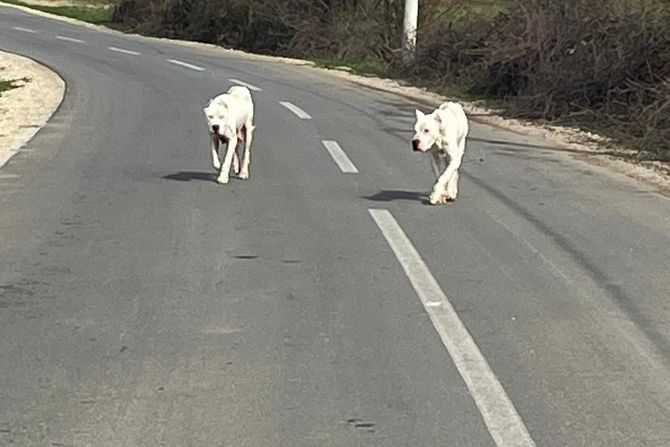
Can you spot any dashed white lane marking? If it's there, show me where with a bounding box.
[321,140,358,174]
[229,78,261,91]
[56,35,85,43]
[368,208,537,447]
[13,26,36,33]
[279,101,312,120]
[166,59,205,72]
[108,46,141,55]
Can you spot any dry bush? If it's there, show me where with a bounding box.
[412,0,670,159]
[113,0,406,56]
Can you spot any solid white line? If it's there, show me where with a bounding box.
[279,101,312,120]
[368,208,537,447]
[167,59,205,71]
[108,46,140,55]
[321,140,358,173]
[56,35,85,43]
[13,26,36,33]
[229,78,261,91]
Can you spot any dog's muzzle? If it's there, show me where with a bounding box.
[412,139,421,152]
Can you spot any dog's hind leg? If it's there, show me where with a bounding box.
[210,134,221,170]
[443,135,466,200]
[429,152,442,179]
[233,141,242,175]
[429,151,448,179]
[239,121,254,180]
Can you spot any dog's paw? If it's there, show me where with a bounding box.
[238,171,249,180]
[212,161,221,170]
[429,192,455,205]
[217,175,230,184]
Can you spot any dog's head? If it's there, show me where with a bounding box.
[203,98,234,139]
[412,109,442,152]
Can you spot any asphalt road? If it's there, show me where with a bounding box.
[1,6,670,446]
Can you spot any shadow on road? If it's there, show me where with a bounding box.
[162,171,218,183]
[363,190,429,204]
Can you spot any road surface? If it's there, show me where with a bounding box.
[1,6,670,446]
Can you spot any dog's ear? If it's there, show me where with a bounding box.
[434,109,448,125]
[415,109,425,120]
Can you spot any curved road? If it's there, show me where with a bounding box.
[1,6,670,446]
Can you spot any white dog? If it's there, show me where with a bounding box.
[203,86,255,184]
[412,102,469,204]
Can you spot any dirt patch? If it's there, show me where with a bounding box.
[0,50,65,167]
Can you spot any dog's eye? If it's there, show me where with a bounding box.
[423,129,429,133]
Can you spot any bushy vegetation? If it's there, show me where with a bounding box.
[111,0,670,160]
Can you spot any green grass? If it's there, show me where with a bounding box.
[1,0,113,24]
[0,78,28,96]
[0,79,15,95]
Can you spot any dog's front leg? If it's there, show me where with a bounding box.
[430,143,462,204]
[217,135,238,184]
[445,170,459,199]
[210,134,221,170]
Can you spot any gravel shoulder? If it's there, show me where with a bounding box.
[0,49,65,168]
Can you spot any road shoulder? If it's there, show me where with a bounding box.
[0,50,65,168]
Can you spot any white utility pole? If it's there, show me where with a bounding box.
[403,0,419,63]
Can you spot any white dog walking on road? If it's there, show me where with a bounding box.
[203,85,255,184]
[412,102,469,205]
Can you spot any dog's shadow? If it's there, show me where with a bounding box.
[162,171,218,183]
[363,190,430,205]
